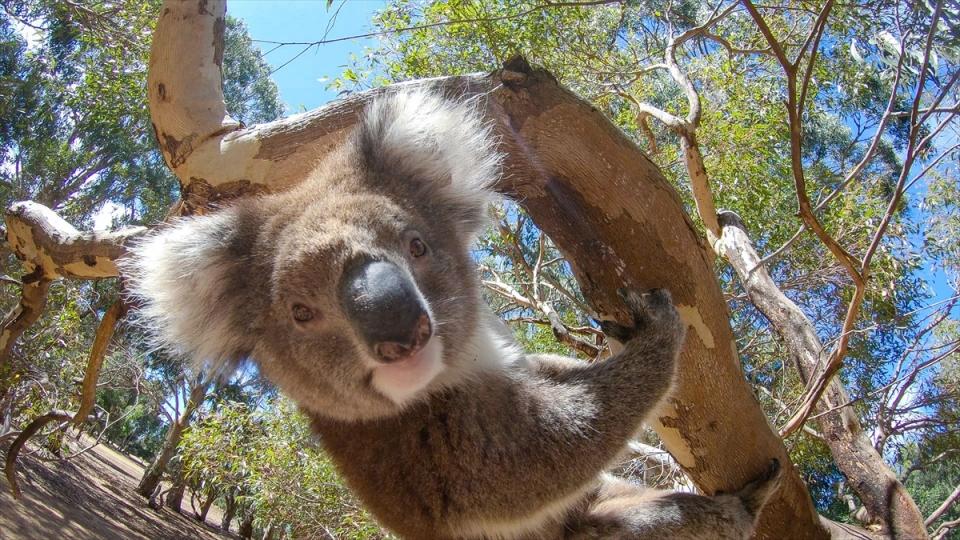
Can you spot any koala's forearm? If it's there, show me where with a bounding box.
[532,331,678,428]
[312,335,681,537]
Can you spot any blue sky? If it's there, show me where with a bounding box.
[229,0,386,112]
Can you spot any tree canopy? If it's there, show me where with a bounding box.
[1,1,957,538]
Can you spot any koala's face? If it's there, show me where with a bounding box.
[249,184,480,420]
[124,90,499,422]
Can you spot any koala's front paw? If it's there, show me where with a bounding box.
[599,288,686,346]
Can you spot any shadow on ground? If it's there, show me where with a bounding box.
[0,439,235,540]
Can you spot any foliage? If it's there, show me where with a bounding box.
[223,17,284,125]
[179,399,385,539]
[0,0,173,224]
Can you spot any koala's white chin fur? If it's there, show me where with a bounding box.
[371,337,445,405]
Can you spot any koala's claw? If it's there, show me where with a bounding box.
[598,319,635,343]
[601,287,684,344]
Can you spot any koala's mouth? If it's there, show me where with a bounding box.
[369,336,445,405]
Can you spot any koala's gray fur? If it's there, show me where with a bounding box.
[123,91,782,539]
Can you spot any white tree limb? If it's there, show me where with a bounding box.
[4,201,146,280]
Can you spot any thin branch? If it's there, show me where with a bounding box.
[752,28,906,270]
[796,0,834,115]
[923,484,960,527]
[741,0,793,73]
[933,517,960,540]
[809,343,959,422]
[700,32,774,58]
[634,102,687,132]
[904,142,960,192]
[74,301,127,425]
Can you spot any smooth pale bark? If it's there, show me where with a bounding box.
[717,211,926,538]
[147,2,834,537]
[0,202,143,369]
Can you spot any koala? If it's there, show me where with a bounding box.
[122,90,782,539]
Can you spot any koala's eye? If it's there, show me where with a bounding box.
[291,303,315,323]
[409,237,428,258]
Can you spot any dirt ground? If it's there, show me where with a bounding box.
[0,436,234,540]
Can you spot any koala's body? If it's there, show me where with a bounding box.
[124,91,781,539]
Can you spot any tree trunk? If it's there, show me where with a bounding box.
[716,211,927,538]
[221,488,236,531]
[198,487,216,522]
[164,472,186,513]
[136,376,208,498]
[238,512,255,540]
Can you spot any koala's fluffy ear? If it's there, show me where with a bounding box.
[121,208,257,375]
[356,90,502,236]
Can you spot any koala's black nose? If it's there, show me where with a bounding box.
[338,258,432,363]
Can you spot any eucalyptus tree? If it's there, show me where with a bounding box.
[0,0,283,500]
[338,0,959,536]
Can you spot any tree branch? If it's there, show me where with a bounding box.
[716,210,926,536]
[927,484,960,527]
[4,201,146,280]
[4,409,74,498]
[74,301,127,425]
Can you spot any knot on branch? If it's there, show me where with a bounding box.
[501,57,532,88]
[500,55,556,88]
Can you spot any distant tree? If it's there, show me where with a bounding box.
[0,0,283,500]
[179,399,384,538]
